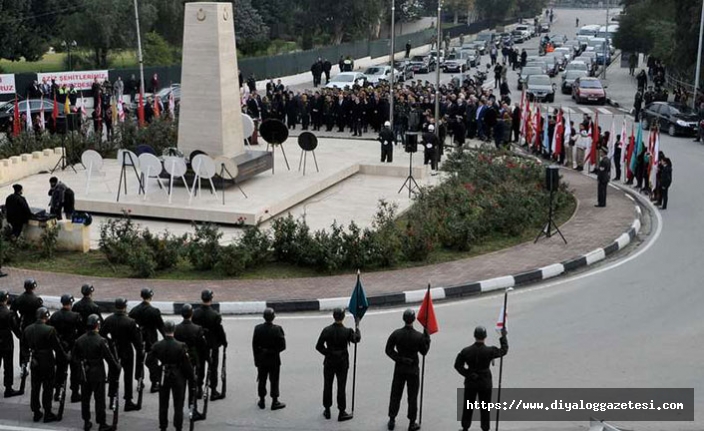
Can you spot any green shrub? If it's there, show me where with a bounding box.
[39,222,60,259]
[141,229,185,271]
[99,212,141,265]
[217,244,250,276]
[271,214,314,266]
[127,242,157,278]
[238,226,272,267]
[187,223,222,271]
[370,200,403,268]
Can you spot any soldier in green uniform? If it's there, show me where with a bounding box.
[73,314,120,431]
[48,294,83,403]
[100,298,143,411]
[72,284,103,328]
[315,307,361,422]
[12,279,43,369]
[192,290,227,401]
[129,288,165,393]
[252,308,286,411]
[146,321,196,431]
[0,290,22,397]
[174,304,206,420]
[22,307,66,423]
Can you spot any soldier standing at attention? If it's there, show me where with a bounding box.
[454,326,508,431]
[22,307,66,423]
[0,290,23,397]
[385,309,431,431]
[73,314,120,431]
[100,298,144,411]
[252,308,286,411]
[146,321,195,431]
[174,304,206,420]
[72,284,103,328]
[48,294,82,403]
[192,289,227,401]
[129,288,165,393]
[315,307,361,422]
[12,279,43,387]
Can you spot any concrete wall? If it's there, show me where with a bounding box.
[0,147,63,186]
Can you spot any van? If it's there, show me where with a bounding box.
[578,25,601,37]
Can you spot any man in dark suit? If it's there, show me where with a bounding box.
[596,148,612,207]
[252,308,286,411]
[4,184,33,238]
[454,326,508,431]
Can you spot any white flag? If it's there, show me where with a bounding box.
[607,117,615,160]
[25,98,32,132]
[495,305,506,333]
[39,96,46,131]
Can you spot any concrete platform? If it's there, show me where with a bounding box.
[24,139,433,226]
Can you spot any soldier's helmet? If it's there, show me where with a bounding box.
[114,298,128,309]
[140,288,154,299]
[86,314,100,330]
[263,308,275,322]
[24,279,38,291]
[0,290,8,303]
[36,307,50,320]
[201,289,214,302]
[60,294,74,306]
[164,321,176,334]
[81,284,94,296]
[474,325,487,340]
[332,307,345,321]
[181,303,193,318]
[403,309,416,324]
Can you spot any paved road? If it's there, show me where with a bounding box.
[2,8,703,431]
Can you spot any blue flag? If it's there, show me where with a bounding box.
[348,275,369,321]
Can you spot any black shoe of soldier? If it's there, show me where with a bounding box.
[71,392,82,403]
[408,421,421,431]
[150,383,161,393]
[53,389,61,402]
[271,400,286,410]
[4,388,22,398]
[84,421,93,431]
[124,401,140,412]
[43,412,59,423]
[210,390,225,401]
[338,411,353,421]
[33,411,43,422]
[98,423,114,431]
[323,408,331,419]
[257,398,265,409]
[388,417,396,430]
[192,411,205,421]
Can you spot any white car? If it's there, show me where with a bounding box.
[326,72,367,89]
[363,66,399,84]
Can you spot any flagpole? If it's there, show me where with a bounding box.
[351,270,360,414]
[418,282,431,427]
[495,287,510,431]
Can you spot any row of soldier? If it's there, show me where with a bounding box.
[0,280,508,431]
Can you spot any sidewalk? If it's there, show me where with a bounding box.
[0,168,643,313]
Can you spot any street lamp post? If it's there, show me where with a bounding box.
[62,40,77,70]
[603,0,609,79]
[133,0,146,105]
[389,0,396,130]
[435,1,442,138]
[694,0,704,109]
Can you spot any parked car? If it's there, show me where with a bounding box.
[474,33,495,53]
[572,77,607,105]
[565,60,589,74]
[0,98,66,131]
[428,49,445,65]
[408,55,436,74]
[326,72,367,89]
[517,66,543,90]
[442,54,464,73]
[549,34,567,47]
[561,70,588,94]
[554,47,573,63]
[641,102,699,137]
[511,29,526,43]
[539,23,550,33]
[565,40,582,57]
[129,84,181,113]
[525,61,548,75]
[578,24,601,37]
[515,25,534,38]
[574,56,596,75]
[499,32,513,46]
[363,66,398,84]
[542,55,561,76]
[457,49,479,68]
[526,74,556,102]
[393,61,415,81]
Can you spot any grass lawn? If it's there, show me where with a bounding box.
[0,51,138,74]
[6,194,577,280]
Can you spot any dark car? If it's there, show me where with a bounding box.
[442,54,463,73]
[393,61,415,81]
[129,84,181,113]
[0,99,66,131]
[511,30,525,44]
[641,102,699,137]
[499,32,513,46]
[408,55,435,74]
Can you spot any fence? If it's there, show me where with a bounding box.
[552,0,611,9]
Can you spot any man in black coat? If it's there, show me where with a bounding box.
[385,309,431,431]
[146,321,195,431]
[323,59,332,84]
[174,303,206,419]
[192,289,227,401]
[422,125,439,170]
[12,279,43,371]
[315,308,361,422]
[72,284,103,329]
[659,157,672,209]
[596,148,611,207]
[129,288,165,393]
[405,41,412,58]
[311,58,323,87]
[48,294,83,403]
[379,121,395,163]
[0,290,22,397]
[252,308,286,410]
[454,326,508,431]
[73,314,119,431]
[4,184,33,238]
[23,307,66,423]
[511,103,521,142]
[101,298,144,411]
[613,135,622,181]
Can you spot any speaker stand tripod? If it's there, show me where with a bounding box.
[398,152,420,198]
[51,127,78,174]
[534,188,567,244]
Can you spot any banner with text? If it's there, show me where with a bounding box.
[0,74,16,94]
[37,70,109,91]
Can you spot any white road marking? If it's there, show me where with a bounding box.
[578,107,593,114]
[597,107,613,115]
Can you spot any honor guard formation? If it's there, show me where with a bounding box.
[0,280,508,431]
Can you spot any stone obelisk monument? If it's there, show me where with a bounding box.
[178,3,244,159]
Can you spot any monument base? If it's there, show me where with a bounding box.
[162,150,273,187]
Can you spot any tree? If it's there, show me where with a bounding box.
[143,31,175,66]
[230,0,269,54]
[475,0,514,24]
[0,0,63,61]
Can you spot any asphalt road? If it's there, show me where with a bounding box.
[2,8,703,431]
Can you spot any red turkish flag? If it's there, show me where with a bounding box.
[138,92,145,128]
[417,286,439,335]
[12,95,20,136]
